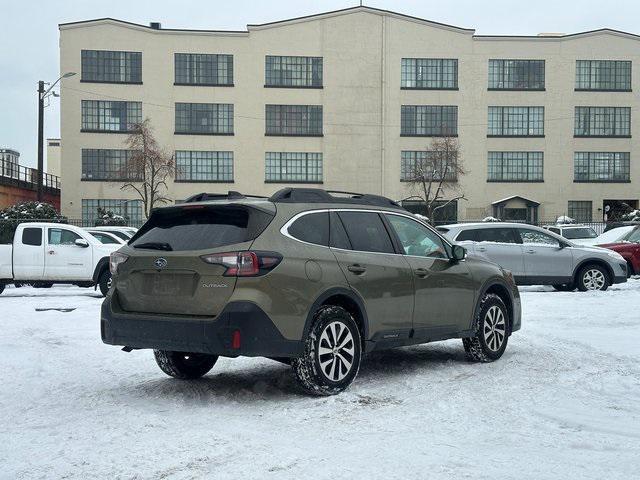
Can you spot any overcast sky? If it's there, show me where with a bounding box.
[1,0,638,167]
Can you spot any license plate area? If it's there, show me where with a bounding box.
[140,271,198,296]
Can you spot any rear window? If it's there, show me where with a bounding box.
[130,206,274,251]
[337,212,395,254]
[22,227,42,246]
[288,212,329,246]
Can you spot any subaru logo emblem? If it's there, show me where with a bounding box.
[154,257,167,269]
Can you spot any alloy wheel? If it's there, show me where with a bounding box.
[483,305,506,352]
[318,321,355,382]
[583,269,605,290]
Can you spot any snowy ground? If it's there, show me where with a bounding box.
[1,282,640,479]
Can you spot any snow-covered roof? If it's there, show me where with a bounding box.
[491,195,540,206]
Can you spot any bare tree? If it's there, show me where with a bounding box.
[120,119,174,218]
[403,135,466,224]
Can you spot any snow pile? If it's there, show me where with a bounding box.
[621,210,640,222]
[413,213,430,223]
[482,216,500,222]
[555,215,575,224]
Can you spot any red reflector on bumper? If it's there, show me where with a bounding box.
[231,330,241,349]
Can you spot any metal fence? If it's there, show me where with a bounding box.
[0,159,60,191]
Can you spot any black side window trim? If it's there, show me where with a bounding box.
[379,213,409,255]
[329,212,352,250]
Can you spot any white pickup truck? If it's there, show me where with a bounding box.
[0,222,122,296]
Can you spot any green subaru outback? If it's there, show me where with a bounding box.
[102,188,521,395]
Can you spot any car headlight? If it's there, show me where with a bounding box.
[606,250,625,262]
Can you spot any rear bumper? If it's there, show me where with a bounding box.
[101,293,303,358]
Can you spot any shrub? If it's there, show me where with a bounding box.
[0,202,65,244]
[94,207,127,226]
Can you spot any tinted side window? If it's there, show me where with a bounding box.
[22,228,42,246]
[385,214,446,258]
[548,227,560,235]
[91,233,119,244]
[337,212,395,254]
[477,228,519,244]
[329,212,352,250]
[288,212,329,246]
[48,228,82,245]
[456,229,478,242]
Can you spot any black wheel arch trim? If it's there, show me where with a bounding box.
[92,256,111,283]
[572,258,614,283]
[302,287,369,341]
[473,277,515,333]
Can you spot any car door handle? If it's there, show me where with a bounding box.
[414,268,429,278]
[525,249,536,254]
[477,246,487,252]
[347,264,367,275]
[47,250,55,255]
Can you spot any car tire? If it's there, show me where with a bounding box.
[98,270,112,297]
[291,305,362,396]
[153,350,218,379]
[463,293,509,362]
[576,264,610,291]
[552,283,575,292]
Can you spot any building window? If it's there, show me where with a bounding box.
[81,50,142,83]
[81,100,141,132]
[265,105,323,136]
[81,199,144,227]
[487,152,544,182]
[401,106,458,136]
[488,106,544,136]
[175,151,233,182]
[488,60,545,90]
[574,152,630,182]
[575,60,631,91]
[174,53,233,86]
[265,152,322,183]
[175,103,234,135]
[265,56,322,88]
[574,107,631,137]
[568,201,593,222]
[400,151,458,182]
[81,149,140,181]
[401,59,458,89]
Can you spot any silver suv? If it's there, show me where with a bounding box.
[438,222,627,291]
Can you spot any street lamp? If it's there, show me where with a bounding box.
[37,71,76,201]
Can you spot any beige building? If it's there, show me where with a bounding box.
[58,6,640,226]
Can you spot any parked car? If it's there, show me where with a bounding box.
[102,188,521,395]
[87,230,126,245]
[542,224,598,245]
[438,222,627,291]
[590,225,640,277]
[0,223,121,296]
[86,226,137,241]
[602,221,640,234]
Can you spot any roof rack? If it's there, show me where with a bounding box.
[183,191,268,203]
[268,188,405,210]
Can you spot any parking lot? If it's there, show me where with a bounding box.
[1,282,639,479]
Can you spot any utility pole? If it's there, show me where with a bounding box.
[37,80,45,201]
[35,72,76,202]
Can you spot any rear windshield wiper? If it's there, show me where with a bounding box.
[133,242,173,251]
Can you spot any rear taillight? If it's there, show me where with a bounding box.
[200,251,282,277]
[109,252,129,274]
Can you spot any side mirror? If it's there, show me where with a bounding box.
[451,244,467,261]
[75,239,89,248]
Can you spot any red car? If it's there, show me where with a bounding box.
[593,225,640,277]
